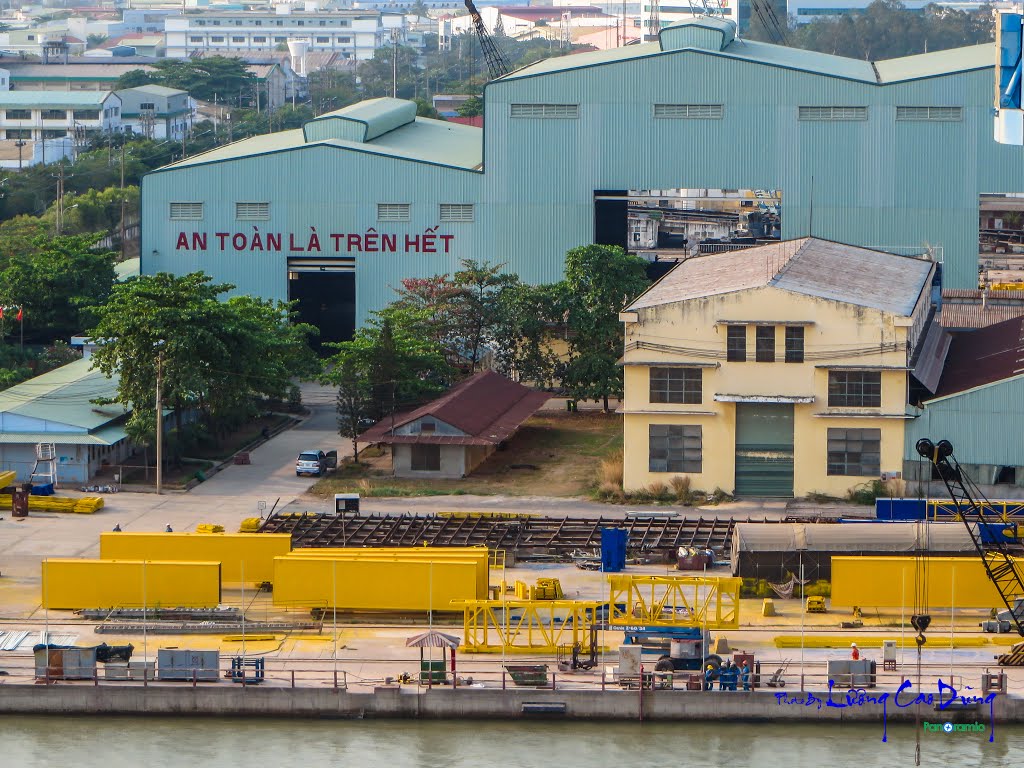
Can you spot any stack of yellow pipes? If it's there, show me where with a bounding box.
[0,494,104,513]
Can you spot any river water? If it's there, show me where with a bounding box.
[6,717,1023,768]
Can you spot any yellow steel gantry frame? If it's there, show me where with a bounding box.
[929,499,1024,524]
[606,574,741,630]
[461,599,604,653]
[460,575,741,653]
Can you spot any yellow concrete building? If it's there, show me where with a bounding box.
[619,239,934,497]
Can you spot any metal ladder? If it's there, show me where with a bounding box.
[29,443,57,487]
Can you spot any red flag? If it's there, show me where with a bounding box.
[0,306,4,320]
[16,306,23,322]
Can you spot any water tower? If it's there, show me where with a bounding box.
[995,8,1023,145]
[287,38,310,77]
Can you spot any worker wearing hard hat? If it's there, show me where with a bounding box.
[704,664,716,691]
[740,662,751,691]
[851,642,860,661]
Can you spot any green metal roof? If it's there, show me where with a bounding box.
[501,20,994,85]
[874,44,993,83]
[0,424,128,446]
[503,43,662,80]
[115,257,140,282]
[162,115,483,172]
[0,91,114,108]
[120,84,187,97]
[0,358,126,432]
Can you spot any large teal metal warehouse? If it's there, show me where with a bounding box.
[142,17,1024,340]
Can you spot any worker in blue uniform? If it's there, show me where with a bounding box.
[704,663,716,691]
[740,662,751,691]
[719,660,732,690]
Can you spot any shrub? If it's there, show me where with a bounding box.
[670,475,691,501]
[847,479,888,505]
[708,487,733,505]
[599,449,624,488]
[647,481,669,500]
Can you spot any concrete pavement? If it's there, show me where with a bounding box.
[190,382,345,503]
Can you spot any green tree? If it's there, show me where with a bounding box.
[456,95,484,117]
[114,69,155,89]
[327,353,374,462]
[323,305,451,423]
[452,259,516,372]
[88,272,318,459]
[561,245,650,410]
[0,233,117,342]
[87,33,108,48]
[414,97,440,118]
[491,281,567,388]
[116,57,257,104]
[767,0,995,59]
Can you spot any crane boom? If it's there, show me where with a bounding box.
[916,438,1024,637]
[464,0,512,80]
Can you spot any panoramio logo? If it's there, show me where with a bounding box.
[922,721,986,734]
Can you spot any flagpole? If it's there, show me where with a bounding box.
[19,306,24,353]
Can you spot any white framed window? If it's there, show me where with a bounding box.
[653,103,723,119]
[798,106,868,121]
[439,203,473,222]
[235,201,270,220]
[510,103,579,119]
[895,106,962,122]
[169,202,203,220]
[378,203,410,221]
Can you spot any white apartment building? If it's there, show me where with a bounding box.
[166,8,413,61]
[0,91,122,142]
[0,91,121,168]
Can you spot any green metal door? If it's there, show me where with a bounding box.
[734,403,794,497]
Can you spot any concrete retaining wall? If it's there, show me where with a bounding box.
[0,685,1018,724]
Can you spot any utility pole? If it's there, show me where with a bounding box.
[155,351,163,496]
[120,142,127,261]
[392,29,399,98]
[54,164,64,234]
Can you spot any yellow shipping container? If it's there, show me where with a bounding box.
[272,556,480,611]
[288,547,490,596]
[41,559,221,610]
[831,556,1006,609]
[99,532,292,583]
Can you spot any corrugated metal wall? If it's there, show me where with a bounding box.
[904,377,1024,465]
[143,47,1024,325]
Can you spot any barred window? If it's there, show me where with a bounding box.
[798,106,868,121]
[827,428,880,476]
[377,203,410,221]
[236,201,270,220]
[828,371,882,408]
[649,425,702,473]
[785,326,804,363]
[727,325,746,362]
[510,103,579,119]
[411,444,441,471]
[440,203,474,222]
[649,367,702,405]
[896,106,962,122]
[169,202,203,220]
[755,326,776,363]
[653,103,723,119]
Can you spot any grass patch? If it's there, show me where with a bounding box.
[313,409,623,499]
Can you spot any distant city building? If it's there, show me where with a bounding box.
[0,90,121,165]
[165,9,417,61]
[117,84,191,140]
[2,60,158,92]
